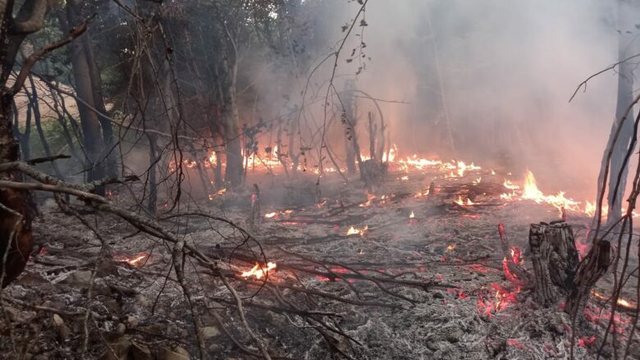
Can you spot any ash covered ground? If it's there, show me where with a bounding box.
[1,165,639,360]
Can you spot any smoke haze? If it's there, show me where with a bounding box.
[294,0,635,200]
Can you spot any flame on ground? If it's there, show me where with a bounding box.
[521,170,580,213]
[208,188,227,201]
[476,283,519,316]
[454,195,474,206]
[591,290,636,309]
[114,252,150,268]
[360,193,377,207]
[409,211,415,219]
[346,225,368,236]
[241,262,277,280]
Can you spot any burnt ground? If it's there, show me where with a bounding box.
[1,166,639,360]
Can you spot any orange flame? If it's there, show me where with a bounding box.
[346,225,368,236]
[521,170,579,213]
[241,262,277,280]
[114,252,149,268]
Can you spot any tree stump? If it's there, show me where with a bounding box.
[529,221,580,307]
[564,240,610,316]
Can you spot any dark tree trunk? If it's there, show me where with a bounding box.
[0,93,35,288]
[81,29,118,178]
[66,2,106,190]
[0,0,48,287]
[147,133,159,215]
[221,62,243,188]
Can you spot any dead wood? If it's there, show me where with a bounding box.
[565,240,611,316]
[529,222,580,306]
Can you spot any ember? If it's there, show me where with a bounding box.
[477,283,520,316]
[578,336,597,348]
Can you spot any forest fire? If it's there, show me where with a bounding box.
[2,0,640,359]
[241,262,277,280]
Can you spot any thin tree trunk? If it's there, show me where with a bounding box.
[606,2,636,226]
[12,92,31,161]
[29,75,64,179]
[147,133,158,214]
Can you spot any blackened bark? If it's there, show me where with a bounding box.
[529,222,580,307]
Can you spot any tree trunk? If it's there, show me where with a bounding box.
[342,83,357,175]
[146,132,159,215]
[0,93,34,288]
[0,0,48,287]
[221,62,243,188]
[81,29,118,178]
[66,2,105,189]
[606,1,637,226]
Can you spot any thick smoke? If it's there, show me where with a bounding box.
[294,0,635,200]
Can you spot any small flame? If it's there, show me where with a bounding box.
[456,161,481,177]
[360,193,377,207]
[346,225,368,236]
[208,151,217,165]
[114,252,149,268]
[454,195,474,206]
[503,179,520,191]
[264,212,277,219]
[208,188,227,201]
[591,290,635,309]
[409,211,415,219]
[241,262,277,280]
